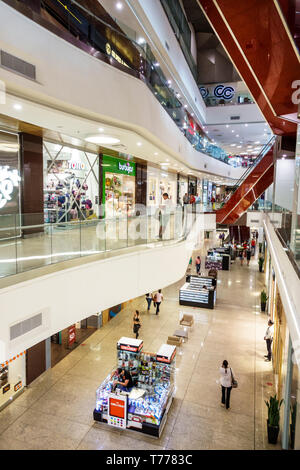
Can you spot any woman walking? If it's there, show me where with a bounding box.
[133,310,141,339]
[219,360,236,410]
[145,293,152,311]
[246,245,251,266]
[195,256,201,275]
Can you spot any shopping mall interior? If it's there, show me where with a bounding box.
[0,0,299,454]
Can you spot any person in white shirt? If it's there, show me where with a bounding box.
[154,290,163,315]
[264,319,274,362]
[159,193,172,239]
[219,360,235,409]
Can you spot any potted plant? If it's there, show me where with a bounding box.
[261,290,268,312]
[258,256,264,272]
[265,394,284,444]
[290,402,297,449]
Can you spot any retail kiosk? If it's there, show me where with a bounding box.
[93,337,176,437]
[179,275,216,309]
[206,248,231,270]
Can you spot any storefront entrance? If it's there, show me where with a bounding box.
[51,320,97,368]
[102,155,136,218]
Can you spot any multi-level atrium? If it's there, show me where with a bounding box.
[0,0,299,457]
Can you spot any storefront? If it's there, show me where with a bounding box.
[0,352,26,410]
[197,178,203,201]
[43,141,100,223]
[94,337,176,437]
[102,155,136,218]
[147,166,177,209]
[177,174,188,205]
[0,129,21,239]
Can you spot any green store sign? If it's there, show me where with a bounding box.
[102,155,136,176]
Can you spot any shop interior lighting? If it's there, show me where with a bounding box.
[85,135,120,145]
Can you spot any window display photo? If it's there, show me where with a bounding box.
[147,166,177,208]
[102,155,136,218]
[43,142,100,224]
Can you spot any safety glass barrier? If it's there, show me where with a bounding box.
[10,0,234,166]
[0,205,199,279]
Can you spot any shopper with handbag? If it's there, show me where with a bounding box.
[219,360,237,409]
[133,310,141,339]
[145,293,152,311]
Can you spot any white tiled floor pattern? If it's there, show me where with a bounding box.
[0,239,279,450]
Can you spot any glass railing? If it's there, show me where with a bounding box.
[0,205,200,279]
[9,0,233,166]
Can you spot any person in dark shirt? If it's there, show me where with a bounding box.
[113,368,133,392]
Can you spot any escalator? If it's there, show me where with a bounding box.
[216,138,276,225]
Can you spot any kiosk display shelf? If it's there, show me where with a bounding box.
[205,254,222,270]
[94,338,176,437]
[179,276,216,309]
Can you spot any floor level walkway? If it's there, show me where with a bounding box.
[0,239,279,450]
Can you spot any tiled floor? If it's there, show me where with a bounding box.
[0,238,279,450]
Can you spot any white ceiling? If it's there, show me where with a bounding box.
[203,121,273,156]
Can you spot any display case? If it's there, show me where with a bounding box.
[205,253,223,270]
[179,276,216,309]
[94,338,176,437]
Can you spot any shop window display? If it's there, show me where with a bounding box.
[102,155,136,218]
[147,166,177,208]
[43,142,99,224]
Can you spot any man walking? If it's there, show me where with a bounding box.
[264,319,274,362]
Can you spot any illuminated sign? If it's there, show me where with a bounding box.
[214,85,235,100]
[118,162,134,174]
[0,166,21,209]
[106,43,129,68]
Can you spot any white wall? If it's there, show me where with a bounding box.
[275,160,295,212]
[0,3,244,181]
[206,103,265,125]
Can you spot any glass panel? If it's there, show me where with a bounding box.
[16,213,52,273]
[0,214,17,277]
[50,219,81,264]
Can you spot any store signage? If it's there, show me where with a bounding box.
[0,166,21,209]
[199,84,235,101]
[120,344,142,353]
[106,43,129,68]
[156,349,176,364]
[118,162,134,174]
[109,396,126,419]
[68,161,85,170]
[14,381,22,392]
[68,325,76,347]
[2,383,10,394]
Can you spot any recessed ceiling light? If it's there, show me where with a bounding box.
[231,130,234,133]
[236,135,239,137]
[245,124,248,127]
[230,144,236,147]
[226,125,229,128]
[137,142,142,146]
[154,62,160,67]
[98,128,104,132]
[116,1,123,9]
[138,38,145,45]
[154,152,158,155]
[85,135,120,145]
[13,104,22,110]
